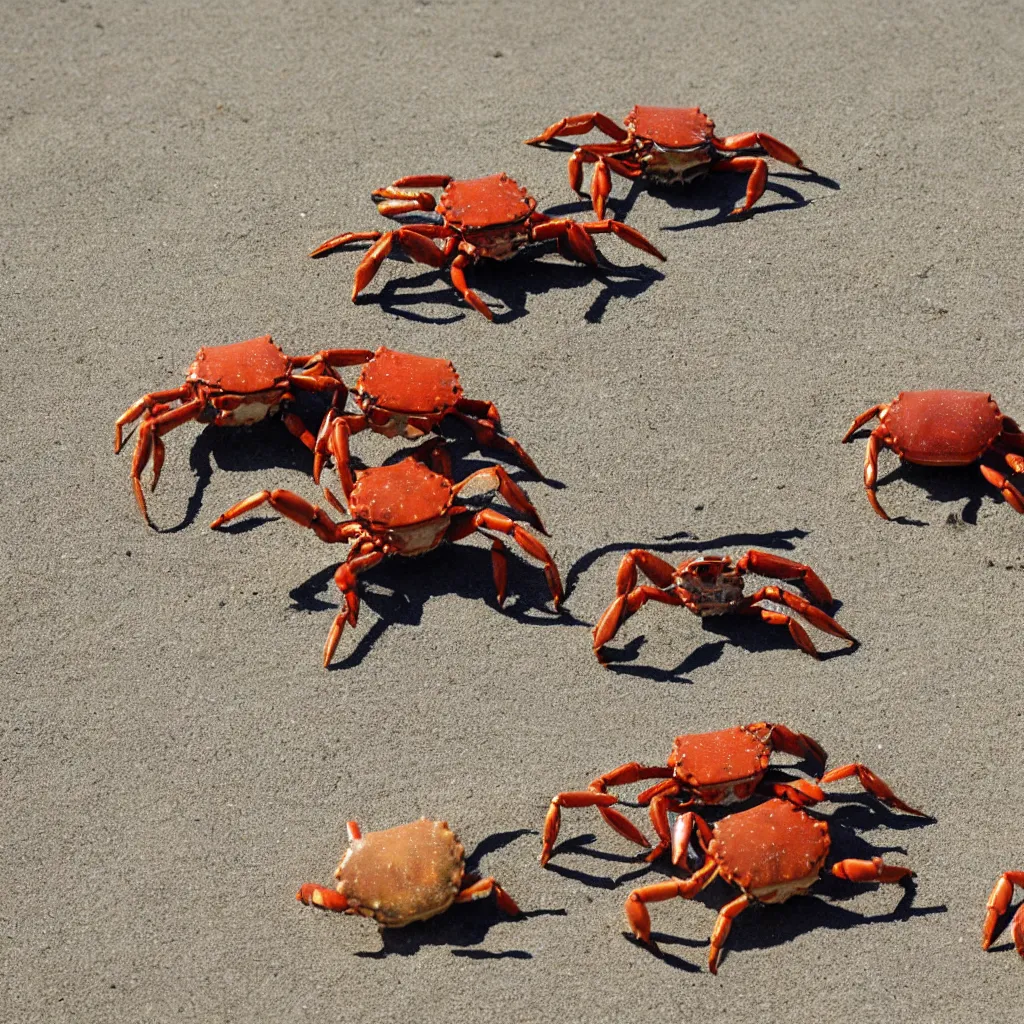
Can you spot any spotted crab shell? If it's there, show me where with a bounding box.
[707,799,830,897]
[355,347,463,415]
[348,458,453,529]
[334,818,466,927]
[668,726,770,790]
[882,390,1003,465]
[437,173,537,230]
[186,335,290,393]
[624,106,715,149]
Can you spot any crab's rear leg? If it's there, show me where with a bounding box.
[842,403,886,443]
[451,465,547,533]
[624,853,718,952]
[524,112,628,145]
[983,872,1024,955]
[715,130,806,168]
[819,763,925,816]
[530,218,600,265]
[449,507,562,608]
[860,424,892,519]
[128,398,204,524]
[735,549,834,606]
[708,155,772,217]
[539,762,676,866]
[449,249,493,320]
[317,412,370,500]
[578,219,666,261]
[325,546,389,666]
[741,586,856,657]
[453,874,521,916]
[114,384,192,452]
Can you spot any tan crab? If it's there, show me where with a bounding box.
[297,818,520,927]
[625,798,914,973]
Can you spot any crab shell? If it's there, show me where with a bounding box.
[707,799,831,903]
[879,390,1004,465]
[668,726,773,805]
[186,335,292,426]
[354,347,463,437]
[347,458,454,555]
[333,818,466,927]
[436,173,537,259]
[624,105,717,183]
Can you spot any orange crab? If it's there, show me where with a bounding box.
[540,723,923,867]
[307,345,542,496]
[310,172,665,320]
[592,548,855,665]
[297,818,520,928]
[114,335,354,525]
[525,105,808,219]
[211,454,562,665]
[842,390,1024,519]
[982,871,1024,958]
[625,798,914,972]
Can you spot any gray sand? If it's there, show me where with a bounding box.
[4,1,1024,1021]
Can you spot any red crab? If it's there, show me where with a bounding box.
[525,105,808,220]
[592,548,855,664]
[842,390,1024,519]
[211,454,562,666]
[297,818,520,928]
[308,345,542,497]
[983,871,1024,958]
[540,723,923,867]
[624,798,914,972]
[309,172,665,320]
[114,335,353,525]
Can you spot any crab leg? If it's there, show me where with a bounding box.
[832,856,914,884]
[742,586,856,651]
[114,385,192,451]
[752,722,828,768]
[280,409,318,451]
[708,894,752,975]
[714,130,806,169]
[709,155,771,217]
[982,872,1024,955]
[210,488,359,542]
[524,112,629,145]
[129,398,204,523]
[325,546,390,666]
[317,413,370,499]
[819,764,925,816]
[530,218,599,265]
[296,884,350,913]
[593,585,686,664]
[860,424,893,519]
[452,411,542,478]
[290,347,375,371]
[578,219,666,261]
[450,507,562,608]
[979,461,1024,514]
[624,854,718,950]
[453,875,521,916]
[842,403,886,443]
[451,466,547,534]
[449,250,492,320]
[566,146,642,218]
[735,549,834,606]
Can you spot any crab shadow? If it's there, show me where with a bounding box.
[545,802,939,973]
[352,829,565,959]
[284,538,582,671]
[346,244,664,324]
[565,527,856,683]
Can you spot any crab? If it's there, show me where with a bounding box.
[306,345,542,497]
[624,798,914,972]
[297,817,520,928]
[210,453,562,666]
[525,105,808,219]
[982,871,1024,958]
[114,335,357,525]
[592,548,855,665]
[540,723,923,867]
[842,390,1024,519]
[309,172,665,320]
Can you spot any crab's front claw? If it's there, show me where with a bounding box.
[297,883,350,913]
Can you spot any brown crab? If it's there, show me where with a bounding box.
[308,345,542,496]
[297,818,520,927]
[310,172,665,320]
[842,390,1024,518]
[525,105,808,219]
[540,723,924,867]
[211,454,562,666]
[625,798,914,972]
[592,548,856,664]
[114,335,354,525]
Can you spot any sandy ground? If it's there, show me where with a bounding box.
[4,0,1024,1021]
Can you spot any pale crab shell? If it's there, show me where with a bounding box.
[333,818,466,927]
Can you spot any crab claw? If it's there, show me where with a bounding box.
[296,884,350,912]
